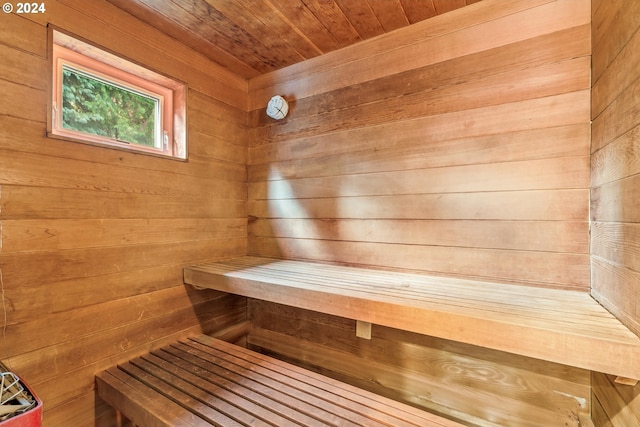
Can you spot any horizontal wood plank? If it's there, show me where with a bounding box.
[591,372,640,427]
[0,149,246,200]
[591,256,640,338]
[248,323,588,427]
[250,156,589,200]
[591,174,640,223]
[0,12,47,55]
[592,16,640,119]
[591,73,640,154]
[2,218,246,253]
[4,266,220,326]
[0,113,246,175]
[247,0,590,309]
[247,238,589,289]
[28,313,246,412]
[8,293,246,380]
[5,289,243,358]
[250,104,589,165]
[591,10,640,424]
[185,257,640,379]
[591,0,640,83]
[249,298,590,390]
[591,222,640,272]
[1,1,250,423]
[249,218,588,253]
[252,55,589,143]
[2,238,246,288]
[591,123,640,187]
[45,0,248,108]
[249,0,588,106]
[249,123,590,180]
[0,43,48,90]
[0,185,246,220]
[249,189,588,221]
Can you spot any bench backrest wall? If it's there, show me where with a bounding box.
[590,0,640,425]
[247,0,592,291]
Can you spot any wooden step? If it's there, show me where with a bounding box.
[96,335,463,427]
[184,256,640,379]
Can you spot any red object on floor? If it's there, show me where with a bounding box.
[0,376,42,427]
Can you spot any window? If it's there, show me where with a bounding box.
[49,30,187,159]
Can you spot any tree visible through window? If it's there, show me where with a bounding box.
[49,29,187,159]
[62,66,159,147]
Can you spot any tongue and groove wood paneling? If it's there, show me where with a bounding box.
[0,1,248,425]
[590,0,640,425]
[590,0,640,340]
[247,299,591,427]
[247,0,591,290]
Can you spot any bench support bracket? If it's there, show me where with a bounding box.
[356,320,372,340]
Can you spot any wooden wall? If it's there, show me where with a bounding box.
[248,299,591,427]
[0,1,248,425]
[245,1,594,426]
[3,0,638,426]
[590,0,640,345]
[247,0,592,291]
[590,0,640,425]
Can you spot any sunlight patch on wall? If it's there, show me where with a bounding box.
[266,165,326,259]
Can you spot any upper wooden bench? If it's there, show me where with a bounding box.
[97,334,463,427]
[184,256,640,380]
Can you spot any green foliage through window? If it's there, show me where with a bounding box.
[61,66,158,147]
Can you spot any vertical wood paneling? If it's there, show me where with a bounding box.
[247,0,591,290]
[591,0,640,425]
[0,2,248,426]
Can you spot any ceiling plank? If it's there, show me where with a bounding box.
[433,0,467,14]
[107,0,483,79]
[174,0,279,74]
[243,0,323,60]
[205,0,305,70]
[106,0,261,78]
[400,0,438,24]
[334,0,385,40]
[367,0,410,33]
[301,0,361,48]
[267,0,342,53]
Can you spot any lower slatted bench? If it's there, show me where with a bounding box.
[183,256,640,381]
[96,334,462,427]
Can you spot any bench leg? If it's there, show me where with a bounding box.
[115,409,137,427]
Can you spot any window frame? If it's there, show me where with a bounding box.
[48,28,187,160]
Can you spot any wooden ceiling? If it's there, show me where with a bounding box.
[108,0,482,79]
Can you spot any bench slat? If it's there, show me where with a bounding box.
[127,355,279,426]
[190,334,463,427]
[184,256,640,379]
[167,343,370,426]
[176,339,425,427]
[117,361,247,426]
[156,345,346,427]
[191,260,621,332]
[97,335,463,427]
[97,365,224,427]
